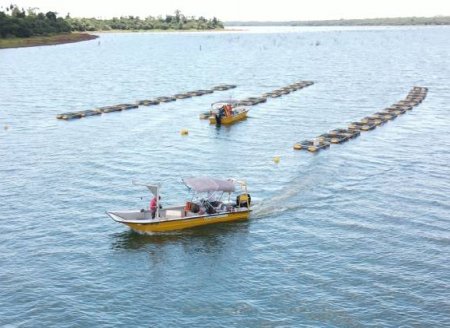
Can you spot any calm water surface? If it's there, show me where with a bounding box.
[1,26,449,327]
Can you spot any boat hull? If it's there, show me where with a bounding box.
[209,111,248,125]
[113,210,251,233]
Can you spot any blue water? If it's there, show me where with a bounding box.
[1,26,449,327]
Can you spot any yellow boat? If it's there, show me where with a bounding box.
[209,110,248,125]
[106,177,251,233]
[207,100,249,125]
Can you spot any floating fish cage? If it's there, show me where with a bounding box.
[318,131,352,144]
[56,112,83,120]
[237,100,254,106]
[99,105,122,113]
[293,139,330,152]
[234,80,315,108]
[316,133,334,142]
[195,89,214,96]
[118,103,139,110]
[155,96,176,103]
[371,112,393,121]
[361,117,382,126]
[330,134,351,144]
[81,109,102,117]
[360,123,377,131]
[294,86,428,152]
[174,93,191,99]
[137,100,160,106]
[185,91,201,97]
[261,92,275,98]
[277,89,291,95]
[57,84,236,120]
[238,97,267,106]
[268,92,282,98]
[212,84,237,91]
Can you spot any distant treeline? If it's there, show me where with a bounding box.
[0,5,223,38]
[67,10,224,31]
[225,16,450,27]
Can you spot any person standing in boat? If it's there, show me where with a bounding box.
[224,104,232,117]
[149,196,161,219]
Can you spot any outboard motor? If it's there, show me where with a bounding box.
[236,193,251,208]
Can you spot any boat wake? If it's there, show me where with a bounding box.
[251,164,395,219]
[251,168,331,219]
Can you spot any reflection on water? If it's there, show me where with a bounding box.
[213,121,247,135]
[111,220,250,252]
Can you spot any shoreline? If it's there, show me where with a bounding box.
[91,28,241,33]
[0,28,238,49]
[3,22,443,50]
[0,33,98,49]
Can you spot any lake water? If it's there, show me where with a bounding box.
[1,26,449,327]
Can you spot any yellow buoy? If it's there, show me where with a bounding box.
[180,129,189,136]
[293,143,302,150]
[273,156,280,164]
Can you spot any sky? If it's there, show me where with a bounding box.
[1,0,450,21]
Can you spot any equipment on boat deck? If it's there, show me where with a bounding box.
[106,177,251,232]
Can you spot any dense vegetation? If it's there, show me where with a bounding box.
[226,16,450,26]
[0,5,223,38]
[67,10,224,31]
[0,5,71,37]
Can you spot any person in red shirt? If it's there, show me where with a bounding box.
[149,196,160,219]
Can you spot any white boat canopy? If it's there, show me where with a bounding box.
[183,177,236,193]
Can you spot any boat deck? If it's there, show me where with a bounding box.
[108,204,250,224]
